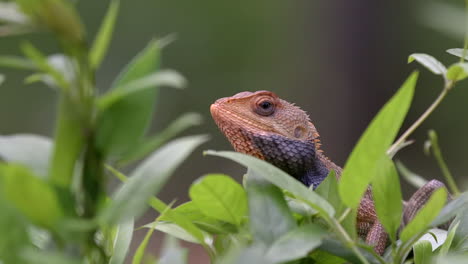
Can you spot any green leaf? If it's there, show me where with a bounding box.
[440,222,459,255]
[0,2,30,24]
[16,0,85,45]
[395,160,427,189]
[132,202,174,264]
[20,248,82,264]
[147,197,212,246]
[189,174,247,226]
[102,167,211,247]
[0,55,36,70]
[315,170,342,212]
[339,72,418,208]
[433,254,468,264]
[106,162,209,246]
[96,40,161,157]
[433,192,468,226]
[0,134,52,177]
[98,70,186,110]
[413,240,433,264]
[447,48,468,60]
[158,236,188,264]
[446,63,468,81]
[408,53,446,75]
[310,250,347,264]
[450,209,468,250]
[418,229,447,251]
[205,150,335,217]
[246,172,296,245]
[0,197,31,264]
[89,0,120,69]
[372,156,403,241]
[160,201,235,234]
[109,218,134,264]
[118,112,203,165]
[0,164,63,228]
[99,135,208,224]
[315,170,357,239]
[21,42,69,90]
[400,188,447,242]
[265,224,326,263]
[144,222,201,244]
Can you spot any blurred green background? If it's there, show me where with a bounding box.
[0,0,467,262]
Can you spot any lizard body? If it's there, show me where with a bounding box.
[210,90,447,255]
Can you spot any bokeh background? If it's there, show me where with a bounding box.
[1,0,467,263]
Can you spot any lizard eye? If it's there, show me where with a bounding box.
[254,99,275,116]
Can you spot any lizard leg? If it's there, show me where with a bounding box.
[402,179,451,228]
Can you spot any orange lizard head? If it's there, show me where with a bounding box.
[210,90,321,159]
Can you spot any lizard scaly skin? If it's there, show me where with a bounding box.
[210,90,448,255]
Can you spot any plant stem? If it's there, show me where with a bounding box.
[387,81,453,156]
[428,130,461,196]
[49,95,84,188]
[330,218,370,264]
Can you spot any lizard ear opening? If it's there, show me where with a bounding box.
[294,126,306,138]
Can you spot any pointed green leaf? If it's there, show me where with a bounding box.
[107,163,210,246]
[400,188,447,242]
[265,224,326,263]
[446,62,468,81]
[433,192,468,226]
[0,2,30,24]
[0,55,36,70]
[408,53,446,75]
[339,72,418,208]
[316,170,357,239]
[16,0,85,45]
[89,0,120,69]
[96,40,161,157]
[118,112,203,165]
[144,222,200,244]
[159,201,235,234]
[0,164,63,228]
[246,173,296,245]
[440,222,459,255]
[447,48,468,60]
[372,156,403,241]
[413,240,433,264]
[0,134,52,177]
[205,150,334,217]
[99,135,208,224]
[109,218,134,264]
[21,42,69,89]
[98,70,186,110]
[189,174,247,226]
[147,197,211,245]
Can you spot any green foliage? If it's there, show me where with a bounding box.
[1,0,468,264]
[190,174,247,226]
[339,71,417,208]
[372,156,403,242]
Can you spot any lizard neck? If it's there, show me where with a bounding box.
[248,132,338,188]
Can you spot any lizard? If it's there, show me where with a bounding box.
[210,90,448,255]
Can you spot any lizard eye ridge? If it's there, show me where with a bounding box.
[254,98,276,116]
